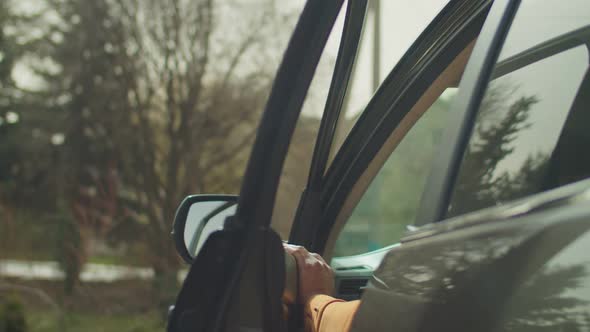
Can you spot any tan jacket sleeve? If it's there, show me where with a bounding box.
[304,295,360,332]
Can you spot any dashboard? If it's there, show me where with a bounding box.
[330,244,399,300]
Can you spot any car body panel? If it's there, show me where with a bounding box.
[351,181,590,331]
[290,0,368,246]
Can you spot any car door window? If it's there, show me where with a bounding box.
[329,0,449,167]
[447,0,590,218]
[271,2,347,239]
[333,89,457,256]
[272,0,451,240]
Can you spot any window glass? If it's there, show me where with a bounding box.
[272,0,451,239]
[334,89,457,257]
[328,0,449,167]
[271,3,347,238]
[184,202,237,255]
[448,0,590,218]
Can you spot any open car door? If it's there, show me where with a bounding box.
[167,1,367,331]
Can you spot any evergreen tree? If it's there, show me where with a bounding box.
[448,83,541,216]
[0,295,27,332]
[502,265,589,332]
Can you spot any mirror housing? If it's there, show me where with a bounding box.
[171,194,238,263]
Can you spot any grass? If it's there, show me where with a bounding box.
[28,310,164,332]
[1,278,172,332]
[1,212,172,332]
[86,255,131,266]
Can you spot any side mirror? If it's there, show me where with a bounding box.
[171,195,238,263]
[171,194,299,305]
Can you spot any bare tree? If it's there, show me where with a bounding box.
[6,0,298,307]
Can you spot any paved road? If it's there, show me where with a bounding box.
[0,259,187,282]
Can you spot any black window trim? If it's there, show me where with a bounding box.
[289,0,369,245]
[306,0,369,190]
[236,0,345,229]
[415,0,522,227]
[492,25,590,80]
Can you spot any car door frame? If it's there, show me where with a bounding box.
[289,0,494,254]
[415,0,522,227]
[226,0,348,329]
[288,0,369,244]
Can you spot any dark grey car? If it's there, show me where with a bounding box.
[168,0,590,331]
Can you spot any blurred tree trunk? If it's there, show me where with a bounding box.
[151,234,182,315]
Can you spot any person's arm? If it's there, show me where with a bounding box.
[284,245,359,332]
[305,295,360,332]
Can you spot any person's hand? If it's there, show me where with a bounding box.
[283,244,335,305]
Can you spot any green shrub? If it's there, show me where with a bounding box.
[0,295,27,332]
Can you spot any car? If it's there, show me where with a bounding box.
[167,0,590,331]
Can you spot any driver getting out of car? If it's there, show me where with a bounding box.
[284,244,360,332]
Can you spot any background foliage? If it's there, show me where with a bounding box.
[0,0,300,330]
